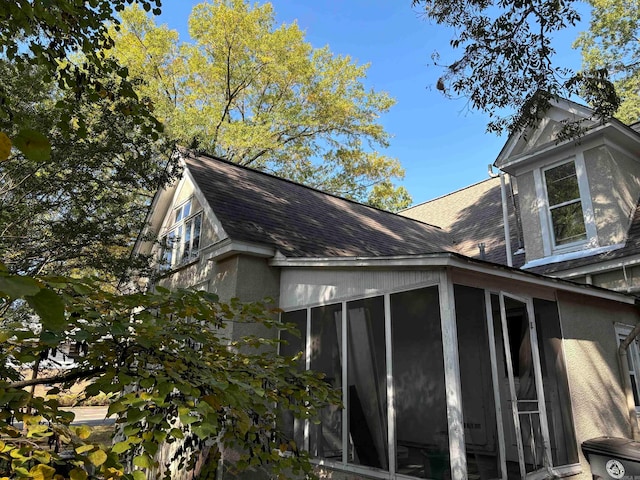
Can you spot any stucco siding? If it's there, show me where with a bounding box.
[584,145,640,246]
[516,170,545,261]
[278,268,440,310]
[556,291,638,478]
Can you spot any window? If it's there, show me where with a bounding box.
[160,199,202,270]
[616,324,640,411]
[543,161,587,247]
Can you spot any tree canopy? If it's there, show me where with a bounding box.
[575,0,640,124]
[412,0,622,134]
[0,60,177,281]
[0,0,164,162]
[108,1,411,211]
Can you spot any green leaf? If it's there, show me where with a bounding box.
[88,449,108,466]
[133,453,153,468]
[178,413,198,425]
[26,288,66,332]
[13,129,51,162]
[69,468,88,480]
[29,463,56,480]
[111,440,130,454]
[132,470,146,480]
[0,274,41,298]
[75,444,94,454]
[74,424,92,439]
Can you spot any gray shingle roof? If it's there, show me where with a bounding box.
[401,177,524,267]
[184,152,457,258]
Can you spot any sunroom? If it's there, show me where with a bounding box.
[273,253,638,480]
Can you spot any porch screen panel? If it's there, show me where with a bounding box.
[310,303,343,460]
[391,286,450,480]
[454,285,500,480]
[347,296,388,470]
[279,309,307,452]
[533,299,579,466]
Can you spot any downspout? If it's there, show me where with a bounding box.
[488,165,513,267]
[619,316,640,440]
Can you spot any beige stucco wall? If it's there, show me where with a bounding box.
[515,170,546,261]
[585,145,640,246]
[557,291,639,478]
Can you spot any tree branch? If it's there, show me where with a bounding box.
[9,366,107,389]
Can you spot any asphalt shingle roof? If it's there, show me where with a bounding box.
[401,177,524,267]
[184,152,457,258]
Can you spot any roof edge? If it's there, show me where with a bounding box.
[270,252,638,304]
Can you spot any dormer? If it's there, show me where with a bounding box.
[494,98,640,269]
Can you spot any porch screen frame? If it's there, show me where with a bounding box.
[279,280,456,480]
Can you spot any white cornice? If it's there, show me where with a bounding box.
[270,253,637,304]
[204,238,276,262]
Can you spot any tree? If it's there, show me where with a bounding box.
[412,0,621,134]
[0,269,337,479]
[0,60,177,281]
[108,1,411,211]
[0,0,163,162]
[575,0,640,124]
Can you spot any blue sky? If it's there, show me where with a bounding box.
[158,0,589,205]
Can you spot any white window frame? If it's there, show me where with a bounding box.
[534,154,597,256]
[160,198,203,270]
[616,323,640,413]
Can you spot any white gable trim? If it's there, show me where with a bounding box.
[495,98,595,167]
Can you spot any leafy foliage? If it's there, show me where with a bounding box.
[0,60,178,280]
[0,0,164,160]
[575,0,640,124]
[0,268,337,479]
[413,0,621,134]
[108,1,410,211]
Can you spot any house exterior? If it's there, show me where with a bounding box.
[135,100,640,480]
[403,97,640,423]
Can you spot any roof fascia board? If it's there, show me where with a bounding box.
[549,253,640,279]
[204,238,276,262]
[498,121,640,173]
[270,254,637,304]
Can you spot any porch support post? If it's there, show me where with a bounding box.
[439,270,467,480]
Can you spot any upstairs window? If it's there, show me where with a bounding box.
[544,161,587,247]
[160,199,202,270]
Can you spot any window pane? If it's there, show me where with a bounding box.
[310,303,343,461]
[545,162,580,206]
[391,287,450,480]
[279,310,307,452]
[454,285,500,479]
[550,202,586,245]
[175,225,184,261]
[183,200,191,218]
[347,296,387,470]
[192,214,202,252]
[183,219,192,261]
